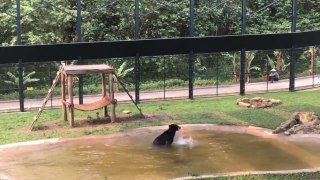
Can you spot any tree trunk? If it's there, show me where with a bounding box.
[245,53,249,83]
[275,51,282,72]
[310,47,315,75]
[233,63,238,83]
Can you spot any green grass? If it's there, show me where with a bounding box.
[1,90,320,145]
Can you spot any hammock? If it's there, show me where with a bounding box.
[61,96,112,111]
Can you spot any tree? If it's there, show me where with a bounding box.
[245,52,260,83]
[267,51,290,72]
[4,71,40,89]
[223,52,240,83]
[113,62,134,92]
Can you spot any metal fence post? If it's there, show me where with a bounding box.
[216,56,219,96]
[17,0,24,112]
[134,0,141,103]
[188,0,195,100]
[289,0,297,92]
[76,0,84,104]
[240,0,247,96]
[163,59,166,100]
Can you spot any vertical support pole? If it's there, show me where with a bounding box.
[189,0,195,99]
[240,0,247,96]
[101,73,108,117]
[289,0,297,92]
[134,0,141,103]
[77,0,84,104]
[216,56,219,96]
[163,60,166,100]
[135,53,141,103]
[266,54,269,93]
[109,73,116,123]
[17,0,24,112]
[49,65,53,108]
[67,75,74,127]
[312,47,315,87]
[61,72,67,121]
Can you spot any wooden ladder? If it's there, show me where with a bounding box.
[114,74,143,116]
[30,66,64,131]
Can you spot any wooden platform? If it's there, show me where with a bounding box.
[63,64,115,75]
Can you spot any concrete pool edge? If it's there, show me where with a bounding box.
[1,124,320,150]
[173,168,320,180]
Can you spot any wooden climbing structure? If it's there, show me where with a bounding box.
[31,64,142,131]
[61,64,116,127]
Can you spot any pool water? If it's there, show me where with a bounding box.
[1,126,320,180]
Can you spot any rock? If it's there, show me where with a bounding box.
[270,99,282,104]
[122,110,131,114]
[312,119,320,126]
[252,97,263,102]
[273,119,300,134]
[299,112,319,123]
[265,102,273,107]
[237,97,281,109]
[273,112,320,135]
[241,98,250,103]
[238,102,251,108]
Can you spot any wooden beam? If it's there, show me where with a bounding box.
[61,72,67,121]
[109,73,116,123]
[102,73,108,117]
[67,75,74,127]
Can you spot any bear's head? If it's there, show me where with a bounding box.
[169,124,181,131]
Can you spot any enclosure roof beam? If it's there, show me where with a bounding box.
[1,30,320,63]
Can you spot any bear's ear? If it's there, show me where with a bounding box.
[169,124,174,128]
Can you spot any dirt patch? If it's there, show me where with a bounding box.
[17,113,176,135]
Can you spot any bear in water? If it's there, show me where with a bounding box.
[152,124,181,146]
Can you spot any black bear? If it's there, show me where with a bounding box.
[152,124,181,146]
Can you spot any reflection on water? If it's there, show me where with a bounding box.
[1,128,320,180]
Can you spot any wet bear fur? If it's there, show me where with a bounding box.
[152,124,181,146]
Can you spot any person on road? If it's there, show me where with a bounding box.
[269,69,279,83]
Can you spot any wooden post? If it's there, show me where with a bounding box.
[61,72,67,121]
[68,75,74,127]
[101,73,108,117]
[109,73,116,123]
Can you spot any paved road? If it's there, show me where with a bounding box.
[0,76,319,112]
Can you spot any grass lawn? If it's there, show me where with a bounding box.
[1,90,320,179]
[1,90,320,145]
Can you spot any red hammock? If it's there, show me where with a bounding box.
[61,96,112,111]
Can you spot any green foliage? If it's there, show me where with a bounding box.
[114,61,134,79]
[267,55,276,69]
[4,71,40,88]
[0,0,319,91]
[113,61,134,91]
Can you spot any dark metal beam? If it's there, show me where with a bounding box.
[1,31,320,64]
[76,0,84,104]
[289,0,297,92]
[17,0,24,112]
[240,0,247,96]
[188,0,195,100]
[134,0,140,103]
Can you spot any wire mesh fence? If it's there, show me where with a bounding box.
[1,45,320,112]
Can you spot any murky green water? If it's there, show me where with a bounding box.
[1,128,320,180]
